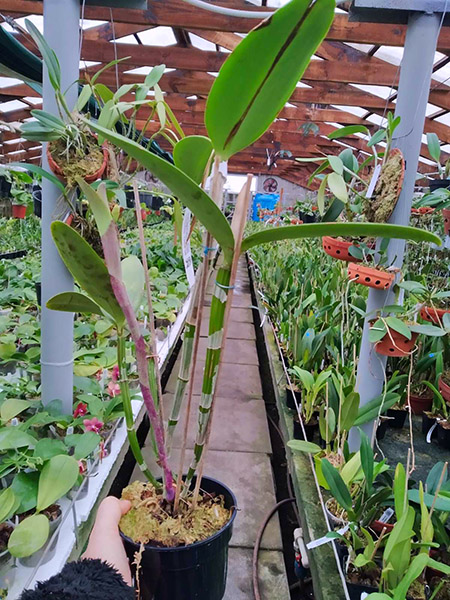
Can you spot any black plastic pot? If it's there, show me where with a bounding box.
[293,417,317,442]
[121,476,237,600]
[0,250,27,260]
[346,581,378,599]
[376,419,389,441]
[386,408,407,429]
[0,176,11,197]
[422,413,438,440]
[437,423,450,450]
[32,186,42,218]
[285,386,301,410]
[429,179,450,192]
[299,212,316,223]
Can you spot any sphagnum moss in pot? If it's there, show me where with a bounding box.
[43,1,442,597]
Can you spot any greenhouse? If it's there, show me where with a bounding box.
[0,0,449,599]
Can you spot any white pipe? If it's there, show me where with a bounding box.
[180,0,346,18]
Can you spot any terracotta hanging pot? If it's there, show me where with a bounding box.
[420,305,450,325]
[411,207,435,216]
[438,375,450,403]
[11,204,26,219]
[374,328,418,357]
[322,236,361,263]
[407,393,433,415]
[443,208,450,235]
[370,519,394,534]
[47,142,108,184]
[348,263,395,290]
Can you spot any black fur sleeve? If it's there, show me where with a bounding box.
[18,558,135,600]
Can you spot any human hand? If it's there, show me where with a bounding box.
[83,496,132,586]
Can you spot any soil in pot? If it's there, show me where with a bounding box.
[430,576,450,600]
[375,328,418,357]
[348,263,395,290]
[285,385,301,410]
[48,134,107,185]
[325,498,348,527]
[407,392,433,415]
[346,565,381,599]
[293,414,318,441]
[437,421,450,450]
[120,476,236,600]
[439,373,450,403]
[387,407,407,428]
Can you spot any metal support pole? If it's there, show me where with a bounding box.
[41,0,79,410]
[349,10,442,450]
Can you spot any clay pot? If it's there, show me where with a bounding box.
[420,305,450,325]
[438,375,450,403]
[407,393,433,415]
[374,328,418,357]
[47,143,108,183]
[348,263,395,290]
[370,519,394,534]
[443,208,450,235]
[411,206,435,215]
[12,204,26,219]
[322,236,361,263]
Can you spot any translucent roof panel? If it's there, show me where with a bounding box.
[117,27,176,47]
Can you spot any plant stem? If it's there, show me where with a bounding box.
[117,333,159,487]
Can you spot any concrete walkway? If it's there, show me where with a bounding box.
[133,258,290,599]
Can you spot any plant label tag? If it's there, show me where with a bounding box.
[182,209,195,289]
[366,164,382,199]
[306,524,349,549]
[379,507,394,523]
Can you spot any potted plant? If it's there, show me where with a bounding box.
[439,370,450,404]
[9,170,33,219]
[398,279,450,326]
[288,367,332,440]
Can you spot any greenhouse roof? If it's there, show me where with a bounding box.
[1,0,450,189]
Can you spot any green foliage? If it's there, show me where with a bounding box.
[36,454,79,512]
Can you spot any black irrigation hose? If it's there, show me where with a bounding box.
[252,497,297,600]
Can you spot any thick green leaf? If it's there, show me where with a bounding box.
[85,120,235,264]
[394,462,407,520]
[36,455,80,512]
[11,472,39,514]
[427,132,441,164]
[393,554,429,600]
[241,222,441,253]
[368,129,386,147]
[287,440,322,454]
[0,487,19,523]
[51,222,124,326]
[121,256,145,313]
[173,135,212,185]
[69,432,101,460]
[354,392,400,426]
[341,452,362,486]
[359,430,374,492]
[0,399,31,423]
[145,64,166,88]
[77,179,112,237]
[328,125,369,140]
[409,323,445,337]
[0,429,36,451]
[408,489,450,512]
[317,175,327,216]
[205,0,335,159]
[25,19,60,90]
[34,438,68,461]
[47,292,104,316]
[8,514,50,558]
[327,155,344,176]
[327,172,348,202]
[321,458,353,514]
[386,317,412,340]
[340,391,360,432]
[76,84,92,112]
[426,462,447,495]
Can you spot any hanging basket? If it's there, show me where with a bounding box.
[322,236,361,263]
[47,141,108,184]
[347,263,395,290]
[365,148,405,223]
[374,328,418,357]
[443,208,450,235]
[420,305,450,325]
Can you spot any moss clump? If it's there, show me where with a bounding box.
[120,480,231,548]
[49,133,104,185]
[365,150,404,223]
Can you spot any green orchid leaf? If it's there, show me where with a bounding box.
[385,317,412,340]
[427,132,441,164]
[0,399,31,423]
[241,223,441,254]
[0,487,20,523]
[8,514,50,558]
[205,0,335,159]
[11,472,39,514]
[321,458,353,514]
[144,64,166,88]
[0,429,36,451]
[84,120,235,265]
[36,455,80,512]
[328,125,369,140]
[327,155,344,176]
[51,222,124,326]
[409,323,446,337]
[173,135,213,185]
[327,172,348,202]
[47,292,104,316]
[121,256,145,313]
[287,440,322,454]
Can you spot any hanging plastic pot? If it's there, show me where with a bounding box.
[443,208,450,235]
[285,386,301,410]
[374,328,418,357]
[420,305,450,325]
[347,263,395,290]
[438,375,450,403]
[46,141,108,184]
[11,205,26,219]
[322,236,361,263]
[121,476,237,600]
